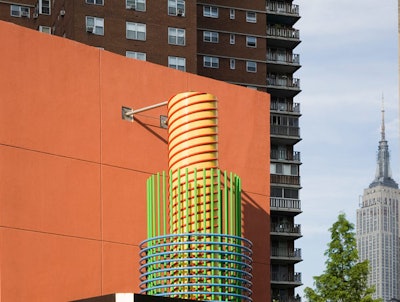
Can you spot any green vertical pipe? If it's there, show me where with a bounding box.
[185,168,189,233]
[210,168,214,233]
[217,169,221,234]
[162,171,166,236]
[224,171,228,235]
[202,168,206,233]
[194,168,198,232]
[177,168,181,234]
[169,170,173,234]
[229,172,233,236]
[157,172,160,237]
[238,177,242,237]
[146,178,150,239]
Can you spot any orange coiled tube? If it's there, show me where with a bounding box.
[167,92,219,234]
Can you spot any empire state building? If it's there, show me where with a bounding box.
[356,105,400,301]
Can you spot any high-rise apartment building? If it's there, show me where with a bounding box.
[0,1,302,300]
[356,106,400,301]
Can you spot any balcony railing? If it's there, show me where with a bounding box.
[271,296,301,302]
[270,101,300,113]
[271,247,302,259]
[270,174,300,186]
[270,125,300,137]
[271,223,301,235]
[267,52,300,65]
[271,150,300,161]
[270,197,301,211]
[267,1,300,16]
[271,272,302,283]
[267,76,300,90]
[267,27,300,40]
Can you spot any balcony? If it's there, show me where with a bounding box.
[267,52,300,74]
[271,247,302,264]
[271,101,300,115]
[270,125,301,144]
[271,296,302,302]
[267,75,301,98]
[270,174,301,187]
[270,197,302,215]
[267,26,301,49]
[267,1,300,16]
[271,150,301,162]
[271,223,302,239]
[271,272,302,288]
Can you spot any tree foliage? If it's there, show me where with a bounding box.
[304,213,381,302]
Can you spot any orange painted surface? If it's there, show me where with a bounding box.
[0,21,270,302]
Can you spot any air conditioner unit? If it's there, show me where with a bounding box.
[86,26,94,33]
[33,13,38,18]
[127,4,136,10]
[177,10,184,16]
[60,9,65,16]
[21,11,29,17]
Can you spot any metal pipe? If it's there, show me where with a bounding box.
[124,101,167,117]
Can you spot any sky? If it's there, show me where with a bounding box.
[295,0,399,296]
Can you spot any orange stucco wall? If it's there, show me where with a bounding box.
[0,21,270,302]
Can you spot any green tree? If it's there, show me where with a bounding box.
[304,213,381,302]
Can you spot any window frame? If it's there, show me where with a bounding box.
[230,58,235,70]
[203,56,219,69]
[86,0,104,5]
[203,5,218,18]
[10,5,30,17]
[39,0,51,15]
[246,36,257,48]
[126,22,146,41]
[39,25,51,34]
[229,8,235,19]
[168,27,186,46]
[246,61,257,73]
[203,31,219,43]
[230,33,235,45]
[126,0,146,11]
[126,51,147,61]
[168,56,186,71]
[168,0,185,16]
[246,11,257,23]
[86,16,104,36]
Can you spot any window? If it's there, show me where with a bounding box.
[126,0,146,11]
[126,51,146,61]
[230,34,235,44]
[168,56,186,71]
[230,8,235,19]
[11,5,30,17]
[203,31,218,43]
[203,56,219,68]
[86,16,104,35]
[168,0,185,16]
[39,26,51,34]
[246,61,257,72]
[86,0,104,5]
[39,0,50,15]
[126,22,146,40]
[168,27,185,46]
[246,11,257,23]
[203,5,218,18]
[246,36,257,47]
[230,58,235,70]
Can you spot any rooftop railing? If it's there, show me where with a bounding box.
[267,1,300,16]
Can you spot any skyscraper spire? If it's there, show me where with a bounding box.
[369,95,398,188]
